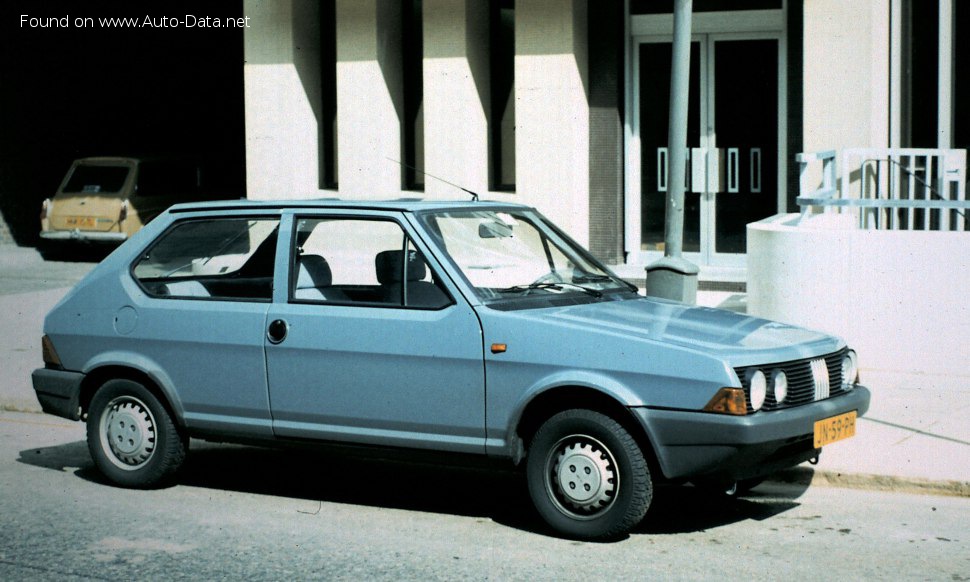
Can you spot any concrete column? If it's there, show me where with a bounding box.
[803,0,890,151]
[423,0,491,199]
[516,0,590,245]
[335,0,404,198]
[243,0,322,199]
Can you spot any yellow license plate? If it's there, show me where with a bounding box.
[814,411,857,447]
[65,216,97,229]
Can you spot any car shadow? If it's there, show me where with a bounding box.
[18,439,814,541]
[637,479,810,535]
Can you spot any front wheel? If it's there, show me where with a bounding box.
[526,409,652,540]
[86,379,186,488]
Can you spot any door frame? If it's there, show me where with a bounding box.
[623,7,788,269]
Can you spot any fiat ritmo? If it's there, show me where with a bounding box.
[32,199,870,540]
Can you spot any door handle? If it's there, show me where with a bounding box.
[726,147,739,193]
[267,319,288,344]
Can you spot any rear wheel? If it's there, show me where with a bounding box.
[526,409,652,540]
[86,379,186,488]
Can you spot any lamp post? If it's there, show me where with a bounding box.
[645,0,699,303]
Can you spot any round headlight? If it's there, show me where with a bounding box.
[747,369,767,411]
[842,350,859,388]
[771,370,788,404]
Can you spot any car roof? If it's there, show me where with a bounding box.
[167,198,533,214]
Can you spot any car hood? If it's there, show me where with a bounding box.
[505,295,843,366]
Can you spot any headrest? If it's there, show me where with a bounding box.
[296,254,333,288]
[375,250,427,284]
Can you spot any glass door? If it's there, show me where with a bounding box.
[633,33,782,267]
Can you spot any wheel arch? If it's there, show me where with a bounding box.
[79,365,185,429]
[515,385,662,478]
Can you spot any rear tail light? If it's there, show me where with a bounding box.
[119,199,129,222]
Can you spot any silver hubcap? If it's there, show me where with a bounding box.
[547,436,618,519]
[100,396,156,470]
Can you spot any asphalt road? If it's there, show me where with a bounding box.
[1,411,967,581]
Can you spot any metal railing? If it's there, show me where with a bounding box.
[796,148,970,231]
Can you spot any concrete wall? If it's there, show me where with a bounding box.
[244,0,322,199]
[243,0,595,247]
[422,0,492,199]
[335,0,404,198]
[748,214,970,381]
[803,1,891,152]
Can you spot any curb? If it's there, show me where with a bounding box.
[768,467,970,499]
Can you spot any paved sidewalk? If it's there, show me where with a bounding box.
[2,246,968,496]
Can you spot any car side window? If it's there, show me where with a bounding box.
[133,217,279,301]
[292,217,451,309]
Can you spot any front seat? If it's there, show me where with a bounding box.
[294,254,346,301]
[375,249,449,308]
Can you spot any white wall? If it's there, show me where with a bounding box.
[516,0,590,245]
[422,0,492,199]
[748,214,970,380]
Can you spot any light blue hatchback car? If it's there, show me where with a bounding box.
[32,199,870,540]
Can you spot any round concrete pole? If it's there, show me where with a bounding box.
[646,0,699,303]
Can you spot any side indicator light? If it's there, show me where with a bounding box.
[42,335,63,368]
[703,388,748,416]
[490,343,507,354]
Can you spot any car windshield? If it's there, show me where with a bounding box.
[62,165,130,195]
[418,208,635,302]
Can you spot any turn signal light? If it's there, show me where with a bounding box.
[41,335,62,368]
[703,388,748,416]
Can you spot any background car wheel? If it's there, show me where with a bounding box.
[526,409,652,540]
[86,379,186,488]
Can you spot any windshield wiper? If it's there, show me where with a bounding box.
[498,282,603,298]
[573,272,640,293]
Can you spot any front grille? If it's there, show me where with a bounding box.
[735,348,848,413]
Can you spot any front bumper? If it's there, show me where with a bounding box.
[31,368,85,421]
[634,386,871,481]
[40,229,127,242]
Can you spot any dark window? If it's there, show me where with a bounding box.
[63,165,130,194]
[403,0,424,191]
[321,0,338,189]
[137,161,200,197]
[902,0,939,147]
[490,0,515,191]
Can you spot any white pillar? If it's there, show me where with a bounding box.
[516,0,590,245]
[243,0,321,199]
[803,0,891,151]
[335,0,404,198]
[422,0,491,199]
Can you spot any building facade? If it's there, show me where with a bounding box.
[243,0,967,277]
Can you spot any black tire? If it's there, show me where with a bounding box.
[86,379,186,488]
[526,409,652,540]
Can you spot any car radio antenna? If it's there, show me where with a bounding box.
[387,158,480,201]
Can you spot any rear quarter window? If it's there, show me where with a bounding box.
[132,217,279,301]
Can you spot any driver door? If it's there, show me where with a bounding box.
[264,212,487,453]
